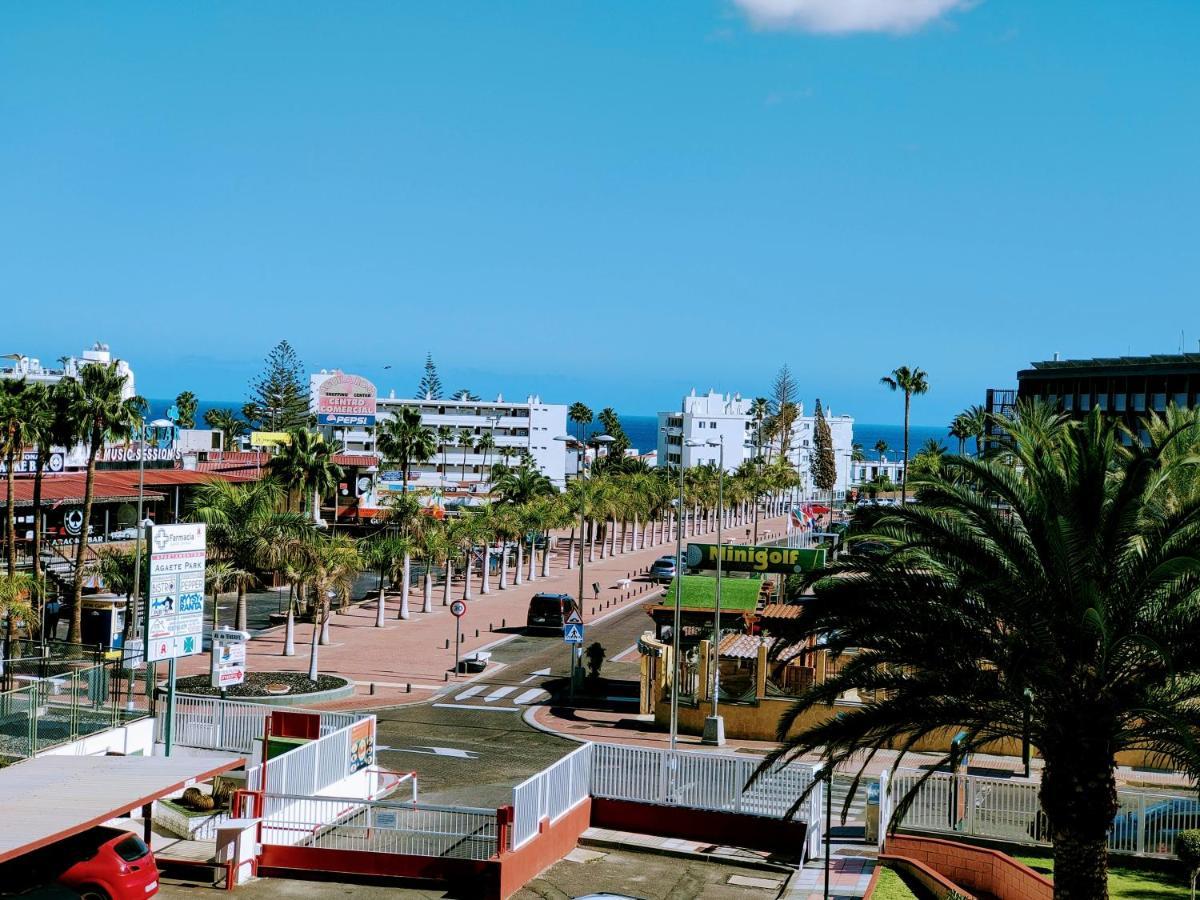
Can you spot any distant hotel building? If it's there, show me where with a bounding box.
[310,371,569,487]
[0,343,137,399]
[656,389,855,494]
[987,352,1200,446]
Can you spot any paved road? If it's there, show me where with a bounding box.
[372,592,657,808]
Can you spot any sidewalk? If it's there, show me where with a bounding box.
[783,844,878,899]
[175,515,789,708]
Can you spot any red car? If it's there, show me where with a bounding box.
[2,827,158,900]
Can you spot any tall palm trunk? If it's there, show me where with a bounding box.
[515,543,524,585]
[1042,750,1118,900]
[540,538,551,578]
[901,392,911,503]
[398,553,411,619]
[422,571,432,613]
[235,585,248,632]
[443,559,453,605]
[499,545,509,590]
[566,526,575,570]
[319,598,331,644]
[463,551,473,600]
[283,592,296,656]
[527,539,537,582]
[307,608,322,680]
[5,446,16,577]
[312,486,321,525]
[31,453,45,616]
[67,438,102,643]
[480,545,491,594]
[374,562,386,627]
[588,520,596,563]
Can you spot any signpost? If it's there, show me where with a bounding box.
[450,600,467,674]
[563,608,584,694]
[143,523,206,756]
[211,628,249,692]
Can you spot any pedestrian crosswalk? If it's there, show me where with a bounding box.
[433,682,551,712]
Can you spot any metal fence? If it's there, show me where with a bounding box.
[246,717,375,797]
[511,743,592,849]
[886,767,1200,859]
[260,793,499,861]
[0,661,145,761]
[162,695,363,755]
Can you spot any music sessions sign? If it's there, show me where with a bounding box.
[686,543,825,575]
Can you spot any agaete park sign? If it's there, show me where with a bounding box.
[686,543,825,575]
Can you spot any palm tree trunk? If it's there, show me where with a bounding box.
[588,521,596,563]
[541,538,551,578]
[902,392,911,504]
[480,545,491,594]
[515,544,524,585]
[307,612,321,680]
[319,603,331,644]
[236,584,248,632]
[312,486,321,525]
[443,559,453,605]
[422,572,432,613]
[499,545,509,590]
[284,598,296,656]
[399,553,411,619]
[211,589,221,632]
[464,551,473,600]
[5,448,16,577]
[632,515,640,551]
[67,442,101,643]
[1042,757,1118,900]
[31,454,45,617]
[527,539,537,582]
[375,563,386,627]
[566,526,575,571]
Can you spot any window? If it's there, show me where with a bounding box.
[710,421,717,428]
[1096,395,1108,411]
[1153,393,1167,411]
[1063,395,1074,411]
[1078,393,1091,411]
[1133,394,1146,411]
[1115,394,1127,412]
[1175,392,1188,408]
[698,421,705,429]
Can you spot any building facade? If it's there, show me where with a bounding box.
[310,372,569,488]
[988,353,1200,446]
[0,343,136,399]
[656,389,855,493]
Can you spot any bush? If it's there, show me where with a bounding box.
[1177,830,1200,899]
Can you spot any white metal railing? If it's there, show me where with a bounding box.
[260,793,499,861]
[589,742,819,820]
[887,767,1200,858]
[160,696,369,755]
[510,743,592,849]
[250,717,375,796]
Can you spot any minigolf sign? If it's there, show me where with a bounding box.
[686,542,825,575]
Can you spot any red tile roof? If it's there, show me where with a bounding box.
[719,633,806,662]
[0,474,165,508]
[760,603,805,620]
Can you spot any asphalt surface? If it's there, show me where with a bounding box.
[372,591,658,808]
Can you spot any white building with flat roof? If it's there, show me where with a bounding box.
[657,388,855,493]
[0,343,136,399]
[310,371,569,488]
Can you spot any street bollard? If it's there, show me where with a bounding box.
[406,683,411,693]
[475,629,479,637]
[369,682,376,695]
[445,639,450,649]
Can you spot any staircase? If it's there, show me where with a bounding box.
[828,773,869,833]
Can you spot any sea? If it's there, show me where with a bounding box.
[152,400,953,460]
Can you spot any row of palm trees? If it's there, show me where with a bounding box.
[0,363,144,643]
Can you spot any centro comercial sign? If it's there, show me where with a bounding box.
[315,372,377,427]
[686,543,825,575]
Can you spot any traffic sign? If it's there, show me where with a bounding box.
[563,623,584,644]
[450,600,467,618]
[564,609,582,626]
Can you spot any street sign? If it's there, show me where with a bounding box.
[564,609,582,626]
[211,628,249,689]
[563,623,584,644]
[450,600,467,618]
[144,523,206,662]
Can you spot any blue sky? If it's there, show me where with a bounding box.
[2,1,1197,424]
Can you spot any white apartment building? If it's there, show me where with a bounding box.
[657,390,753,472]
[310,372,569,488]
[657,388,855,493]
[851,456,906,489]
[0,342,137,399]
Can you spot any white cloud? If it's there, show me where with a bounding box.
[732,0,972,35]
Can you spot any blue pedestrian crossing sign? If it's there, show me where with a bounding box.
[563,623,584,644]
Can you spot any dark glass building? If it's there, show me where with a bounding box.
[992,354,1200,445]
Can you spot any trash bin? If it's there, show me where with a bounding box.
[865,780,880,843]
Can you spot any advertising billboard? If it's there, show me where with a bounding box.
[144,523,206,662]
[315,373,377,427]
[686,542,825,575]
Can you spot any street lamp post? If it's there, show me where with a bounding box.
[555,432,613,700]
[702,436,725,746]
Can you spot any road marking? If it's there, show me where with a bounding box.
[514,688,548,705]
[455,685,486,701]
[484,686,516,702]
[520,668,551,684]
[385,746,481,759]
[431,703,520,713]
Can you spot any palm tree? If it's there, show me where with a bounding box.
[361,535,407,627]
[749,398,771,459]
[268,429,344,525]
[568,403,593,445]
[0,572,33,676]
[0,379,32,577]
[203,408,247,451]
[64,363,146,642]
[874,439,889,461]
[476,432,497,484]
[384,492,423,619]
[880,365,929,503]
[415,520,447,614]
[490,505,521,590]
[850,442,866,463]
[436,425,454,486]
[377,408,437,493]
[960,403,989,457]
[764,404,1200,899]
[302,536,360,678]
[457,428,474,482]
[24,381,76,602]
[948,414,972,455]
[189,479,310,631]
[204,561,239,634]
[493,465,554,507]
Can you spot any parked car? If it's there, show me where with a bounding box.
[107,527,139,541]
[648,555,679,584]
[1108,795,1200,850]
[526,593,577,632]
[0,827,158,900]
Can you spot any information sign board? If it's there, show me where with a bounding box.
[144,523,206,662]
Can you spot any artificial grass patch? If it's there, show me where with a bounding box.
[663,574,760,610]
[1014,852,1187,899]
